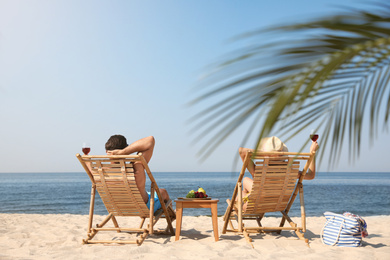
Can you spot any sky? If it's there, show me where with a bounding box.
[0,0,389,173]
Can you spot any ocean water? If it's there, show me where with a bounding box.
[0,172,389,217]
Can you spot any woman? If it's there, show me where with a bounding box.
[235,136,319,211]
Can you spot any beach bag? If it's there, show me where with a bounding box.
[321,211,368,247]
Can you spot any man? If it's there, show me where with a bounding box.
[105,135,170,212]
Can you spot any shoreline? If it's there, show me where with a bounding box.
[1,213,389,259]
[2,212,390,217]
[2,213,390,218]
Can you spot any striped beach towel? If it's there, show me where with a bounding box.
[321,211,365,247]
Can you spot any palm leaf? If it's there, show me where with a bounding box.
[190,5,390,168]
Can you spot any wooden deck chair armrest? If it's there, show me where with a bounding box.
[228,151,251,205]
[297,151,316,182]
[138,154,168,214]
[138,154,157,183]
[76,153,95,184]
[137,154,163,198]
[229,182,240,207]
[237,151,252,182]
[149,182,165,208]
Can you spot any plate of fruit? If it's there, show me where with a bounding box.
[178,187,211,200]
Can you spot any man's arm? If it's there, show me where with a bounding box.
[107,136,155,163]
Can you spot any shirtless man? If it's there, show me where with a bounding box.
[105,135,170,211]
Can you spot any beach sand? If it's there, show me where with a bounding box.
[0,213,389,259]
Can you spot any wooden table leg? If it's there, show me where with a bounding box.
[175,202,183,241]
[211,202,219,241]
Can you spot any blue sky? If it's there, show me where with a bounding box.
[0,0,388,173]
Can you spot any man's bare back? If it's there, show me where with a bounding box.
[105,135,169,203]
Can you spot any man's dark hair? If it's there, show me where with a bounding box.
[105,134,128,151]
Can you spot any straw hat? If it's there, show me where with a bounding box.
[258,136,288,152]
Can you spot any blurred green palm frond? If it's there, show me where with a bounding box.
[190,4,390,167]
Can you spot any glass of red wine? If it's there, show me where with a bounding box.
[82,142,91,155]
[310,130,319,142]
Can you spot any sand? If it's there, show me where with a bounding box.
[0,213,389,260]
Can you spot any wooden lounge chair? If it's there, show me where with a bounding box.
[76,153,175,245]
[222,150,315,247]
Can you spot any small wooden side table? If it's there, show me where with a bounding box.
[174,199,219,242]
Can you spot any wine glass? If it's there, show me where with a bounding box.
[310,130,319,142]
[82,142,91,155]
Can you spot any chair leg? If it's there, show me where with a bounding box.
[228,219,235,230]
[243,230,254,248]
[164,207,175,235]
[111,216,120,233]
[256,213,264,227]
[299,185,307,232]
[277,211,287,234]
[237,183,243,233]
[149,187,155,235]
[223,181,242,233]
[85,213,113,244]
[222,210,230,234]
[222,201,235,234]
[87,185,96,234]
[136,231,149,246]
[164,206,176,235]
[294,229,309,247]
[83,228,98,244]
[167,206,176,220]
[139,217,146,229]
[96,213,113,228]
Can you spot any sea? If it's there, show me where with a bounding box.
[0,172,389,217]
